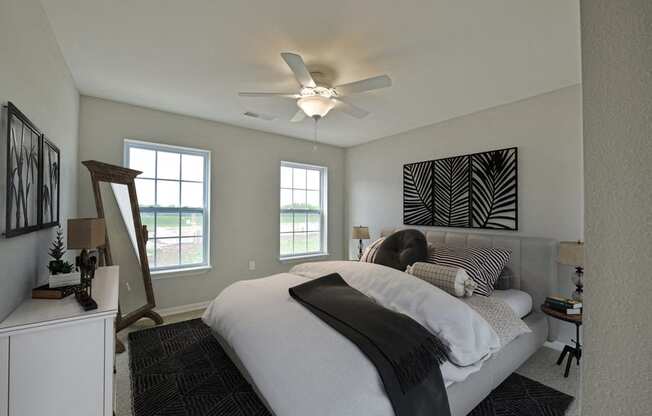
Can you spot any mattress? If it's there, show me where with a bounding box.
[492,289,533,318]
[212,311,548,416]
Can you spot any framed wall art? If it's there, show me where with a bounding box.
[403,147,518,230]
[3,102,62,238]
[5,102,42,237]
[40,136,60,228]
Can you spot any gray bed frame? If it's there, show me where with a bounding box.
[216,229,558,416]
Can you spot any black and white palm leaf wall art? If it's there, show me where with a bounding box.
[470,148,517,229]
[403,147,517,230]
[434,155,470,227]
[403,161,434,225]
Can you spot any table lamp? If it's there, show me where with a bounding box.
[558,241,584,301]
[68,218,106,311]
[352,226,370,260]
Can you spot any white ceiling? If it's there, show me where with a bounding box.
[41,0,580,147]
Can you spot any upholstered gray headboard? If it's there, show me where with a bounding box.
[380,228,558,310]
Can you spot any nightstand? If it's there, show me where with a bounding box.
[541,305,582,378]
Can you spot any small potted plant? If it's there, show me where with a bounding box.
[47,226,80,288]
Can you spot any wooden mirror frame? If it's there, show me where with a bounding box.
[83,160,163,353]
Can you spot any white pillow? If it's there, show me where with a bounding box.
[406,262,477,297]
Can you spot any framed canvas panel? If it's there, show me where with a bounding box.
[403,160,434,226]
[4,102,42,237]
[40,136,60,228]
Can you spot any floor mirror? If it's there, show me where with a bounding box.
[83,160,163,353]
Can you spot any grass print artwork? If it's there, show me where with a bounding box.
[4,102,61,237]
[41,136,60,227]
[5,103,41,236]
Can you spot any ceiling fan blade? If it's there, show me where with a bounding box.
[335,75,392,96]
[290,110,306,123]
[334,98,370,119]
[238,92,299,98]
[281,52,316,88]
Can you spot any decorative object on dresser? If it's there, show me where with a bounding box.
[46,225,79,288]
[351,225,370,259]
[541,303,582,378]
[83,160,163,353]
[3,102,62,238]
[558,241,584,301]
[0,266,119,416]
[403,147,517,230]
[67,217,106,311]
[32,283,78,299]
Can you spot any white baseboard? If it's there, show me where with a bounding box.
[543,340,567,351]
[155,301,210,317]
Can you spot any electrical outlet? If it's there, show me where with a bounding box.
[248,260,256,271]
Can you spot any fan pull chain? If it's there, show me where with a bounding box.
[312,116,319,152]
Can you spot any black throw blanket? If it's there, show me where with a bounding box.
[289,273,452,416]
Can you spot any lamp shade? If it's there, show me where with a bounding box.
[67,218,106,249]
[351,226,370,240]
[558,241,584,267]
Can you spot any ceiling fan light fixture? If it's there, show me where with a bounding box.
[297,95,336,118]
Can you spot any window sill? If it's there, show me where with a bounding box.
[279,253,330,263]
[151,265,212,279]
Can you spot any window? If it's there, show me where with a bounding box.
[280,161,328,259]
[124,139,210,272]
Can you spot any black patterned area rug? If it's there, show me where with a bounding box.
[129,319,573,416]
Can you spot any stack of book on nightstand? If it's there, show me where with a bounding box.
[544,296,583,315]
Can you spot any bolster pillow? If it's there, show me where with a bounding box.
[406,262,477,297]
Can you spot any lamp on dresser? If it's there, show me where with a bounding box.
[352,226,370,260]
[558,241,584,302]
[67,218,106,311]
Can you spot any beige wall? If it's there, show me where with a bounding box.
[581,1,652,414]
[0,0,79,320]
[345,85,584,342]
[77,96,346,310]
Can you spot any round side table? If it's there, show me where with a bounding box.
[541,304,582,378]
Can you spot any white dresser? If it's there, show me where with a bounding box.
[0,266,119,416]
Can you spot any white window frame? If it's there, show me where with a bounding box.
[279,161,328,261]
[124,139,211,275]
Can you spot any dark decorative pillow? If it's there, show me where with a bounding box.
[427,246,511,296]
[494,267,514,290]
[359,237,385,263]
[374,229,428,271]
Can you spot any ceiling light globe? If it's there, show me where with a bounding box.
[297,95,336,118]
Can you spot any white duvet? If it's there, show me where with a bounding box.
[202,261,501,416]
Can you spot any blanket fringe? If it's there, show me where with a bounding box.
[390,336,451,394]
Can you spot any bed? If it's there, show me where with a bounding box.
[203,230,557,416]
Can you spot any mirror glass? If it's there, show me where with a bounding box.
[99,181,148,316]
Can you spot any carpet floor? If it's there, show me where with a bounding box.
[115,311,579,416]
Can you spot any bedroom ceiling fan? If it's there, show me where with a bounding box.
[238,52,392,122]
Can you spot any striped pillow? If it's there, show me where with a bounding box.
[359,237,385,263]
[427,246,511,296]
